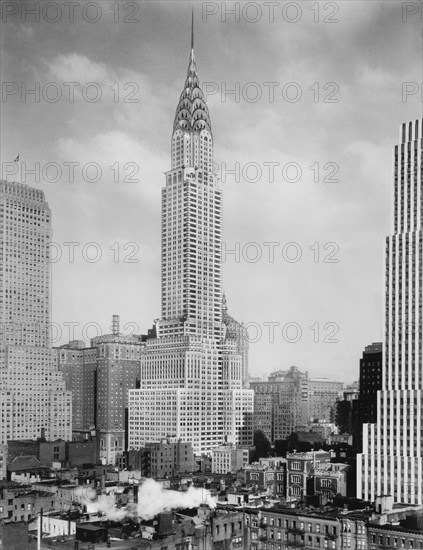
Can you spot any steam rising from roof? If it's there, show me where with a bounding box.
[77,478,216,521]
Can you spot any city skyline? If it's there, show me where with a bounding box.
[2,2,422,382]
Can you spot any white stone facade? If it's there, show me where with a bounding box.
[0,180,72,444]
[358,120,423,504]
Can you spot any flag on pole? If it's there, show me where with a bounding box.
[13,154,21,183]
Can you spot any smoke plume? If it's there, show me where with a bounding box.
[77,478,216,521]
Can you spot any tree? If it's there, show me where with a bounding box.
[251,430,271,462]
[335,400,353,434]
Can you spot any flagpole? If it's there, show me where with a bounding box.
[12,154,21,183]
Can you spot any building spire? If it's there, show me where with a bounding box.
[172,10,212,135]
[188,9,195,69]
[191,8,194,52]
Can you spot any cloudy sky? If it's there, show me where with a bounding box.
[2,1,422,382]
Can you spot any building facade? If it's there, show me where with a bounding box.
[244,457,287,498]
[248,506,370,550]
[308,377,343,422]
[57,342,97,432]
[57,316,144,465]
[211,444,250,474]
[222,293,249,388]
[350,342,383,451]
[368,516,423,549]
[147,438,195,478]
[91,328,143,465]
[7,437,66,466]
[251,367,342,442]
[358,342,383,426]
[358,120,423,505]
[0,480,54,523]
[0,180,72,444]
[313,463,349,499]
[128,21,253,455]
[251,367,309,442]
[0,444,7,480]
[286,451,331,500]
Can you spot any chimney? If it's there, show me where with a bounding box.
[157,513,173,536]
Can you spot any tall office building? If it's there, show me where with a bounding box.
[128,20,254,454]
[58,315,144,465]
[358,120,423,504]
[92,321,143,464]
[57,341,97,434]
[251,367,309,442]
[345,342,383,452]
[358,342,383,425]
[251,367,343,442]
[0,180,72,444]
[308,377,343,422]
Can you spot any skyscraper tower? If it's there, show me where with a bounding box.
[358,119,423,504]
[0,180,72,444]
[160,13,221,340]
[0,181,51,347]
[129,17,253,454]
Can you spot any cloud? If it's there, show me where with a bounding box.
[2,1,418,381]
[19,24,35,41]
[56,130,165,199]
[45,53,115,84]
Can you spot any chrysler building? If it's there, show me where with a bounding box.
[129,17,254,454]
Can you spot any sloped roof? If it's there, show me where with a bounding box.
[9,455,41,471]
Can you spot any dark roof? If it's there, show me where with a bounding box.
[9,455,41,471]
[174,508,198,517]
[369,522,423,536]
[0,480,29,490]
[76,523,107,532]
[292,432,325,444]
[264,505,374,522]
[25,490,53,498]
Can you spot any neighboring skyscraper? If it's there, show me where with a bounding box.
[0,182,51,347]
[251,367,309,442]
[58,315,144,465]
[92,321,143,465]
[358,120,423,505]
[358,343,383,425]
[353,342,382,450]
[57,340,97,434]
[335,344,381,450]
[0,180,72,444]
[308,377,344,422]
[128,19,254,454]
